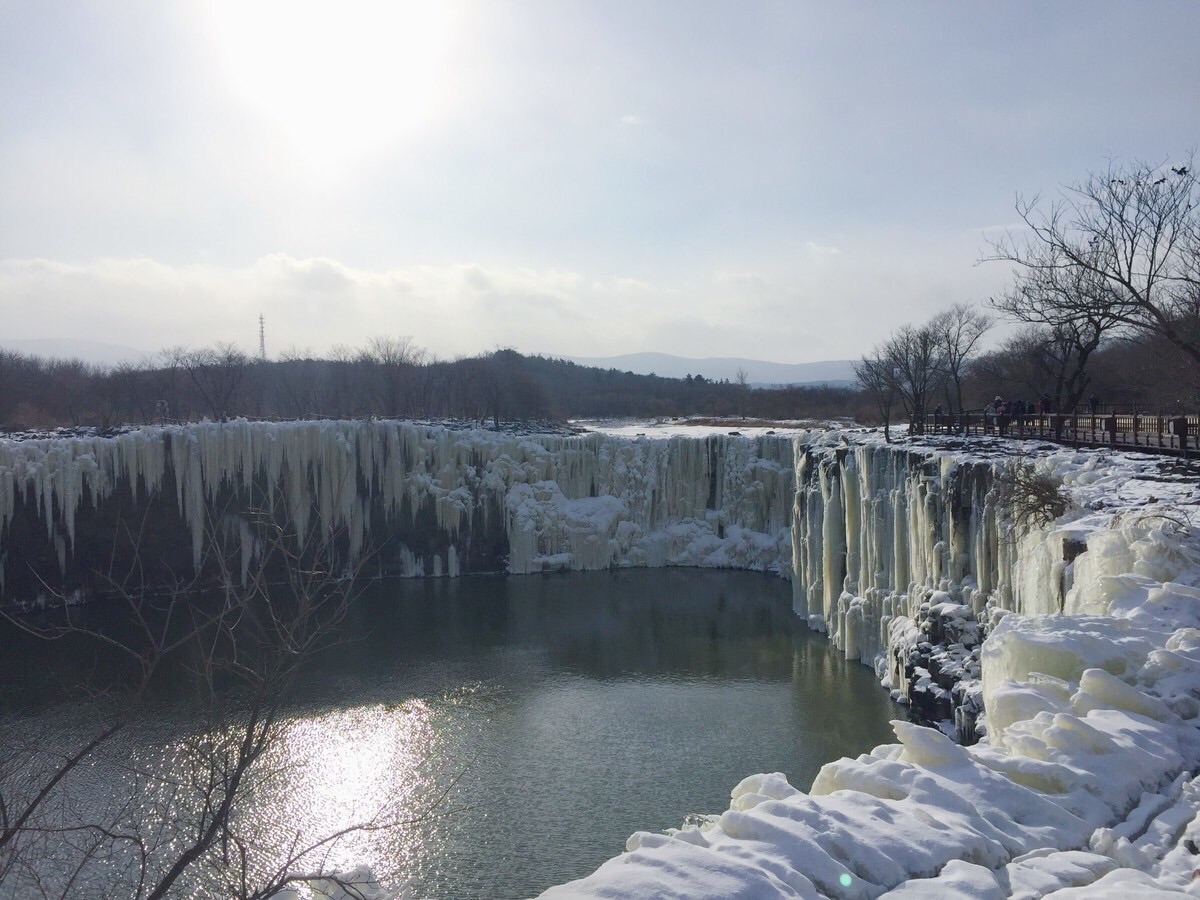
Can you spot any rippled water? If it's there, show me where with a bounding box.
[0,570,901,899]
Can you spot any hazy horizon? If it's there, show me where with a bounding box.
[0,337,856,385]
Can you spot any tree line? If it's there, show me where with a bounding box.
[0,340,873,431]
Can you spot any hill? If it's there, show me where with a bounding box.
[558,353,856,386]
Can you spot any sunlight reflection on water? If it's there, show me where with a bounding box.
[239,690,493,888]
[0,571,902,900]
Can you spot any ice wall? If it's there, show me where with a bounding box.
[792,440,1019,641]
[0,420,795,603]
[786,438,1191,740]
[6,423,1189,737]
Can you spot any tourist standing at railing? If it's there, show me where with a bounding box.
[992,397,1010,435]
[1089,394,1100,417]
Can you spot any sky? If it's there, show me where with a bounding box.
[1,1,1198,366]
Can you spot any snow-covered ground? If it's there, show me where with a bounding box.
[578,416,846,439]
[539,429,1200,898]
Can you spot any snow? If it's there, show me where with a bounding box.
[5,421,1200,896]
[577,417,832,439]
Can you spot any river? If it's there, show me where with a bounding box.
[0,569,901,899]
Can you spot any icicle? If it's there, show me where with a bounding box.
[2,421,804,596]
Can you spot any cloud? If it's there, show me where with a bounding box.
[612,276,652,292]
[970,222,1032,237]
[460,264,493,292]
[256,254,356,294]
[0,256,629,359]
[713,270,771,292]
[619,114,644,126]
[0,245,1015,363]
[803,241,841,259]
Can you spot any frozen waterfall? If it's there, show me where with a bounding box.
[0,420,796,603]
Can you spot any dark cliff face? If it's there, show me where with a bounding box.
[4,467,195,604]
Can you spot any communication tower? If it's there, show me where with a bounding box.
[258,314,266,361]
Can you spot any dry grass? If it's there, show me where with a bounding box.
[994,462,1069,532]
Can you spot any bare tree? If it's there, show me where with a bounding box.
[734,367,751,418]
[989,243,1126,409]
[929,303,991,413]
[175,343,252,421]
[853,354,899,441]
[993,461,1069,535]
[972,324,1094,411]
[273,347,343,420]
[444,357,488,423]
[359,336,427,417]
[325,344,369,419]
[987,156,1200,365]
[857,324,946,435]
[107,359,156,425]
[152,347,193,422]
[1096,332,1200,411]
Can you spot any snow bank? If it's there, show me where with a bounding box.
[543,698,1200,897]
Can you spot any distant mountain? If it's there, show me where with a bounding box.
[1,338,153,366]
[556,352,858,387]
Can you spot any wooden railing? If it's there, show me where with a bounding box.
[924,411,1200,457]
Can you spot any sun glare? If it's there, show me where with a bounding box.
[206,0,454,169]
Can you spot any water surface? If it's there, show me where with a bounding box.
[0,569,901,899]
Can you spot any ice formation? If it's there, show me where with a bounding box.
[5,421,1200,896]
[0,420,795,599]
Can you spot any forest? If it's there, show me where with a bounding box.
[0,340,871,431]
